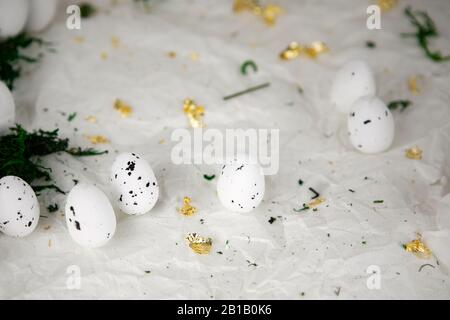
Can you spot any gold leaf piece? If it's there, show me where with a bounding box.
[377,0,398,12]
[233,0,282,26]
[87,135,109,145]
[280,41,328,60]
[280,42,302,60]
[111,36,120,49]
[100,52,108,60]
[85,115,98,123]
[404,234,432,259]
[308,197,325,208]
[183,99,204,128]
[259,4,282,25]
[408,75,420,95]
[185,233,212,255]
[167,51,176,58]
[190,52,199,61]
[405,146,422,160]
[114,99,133,118]
[178,197,197,216]
[74,36,85,44]
[304,41,329,59]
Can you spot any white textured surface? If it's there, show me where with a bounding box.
[1,0,450,299]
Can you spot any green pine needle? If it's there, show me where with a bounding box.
[402,6,450,62]
[0,125,107,193]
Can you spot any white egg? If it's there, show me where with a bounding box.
[0,0,29,38]
[0,176,39,237]
[347,96,395,154]
[110,153,159,215]
[65,183,116,248]
[26,0,57,33]
[0,81,15,135]
[217,161,265,213]
[330,60,376,114]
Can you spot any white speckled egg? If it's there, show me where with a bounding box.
[347,96,395,154]
[110,153,159,215]
[330,60,376,113]
[0,81,15,135]
[65,183,116,248]
[26,0,57,33]
[0,0,29,38]
[0,176,39,237]
[217,161,265,213]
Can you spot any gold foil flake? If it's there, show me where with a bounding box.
[158,138,165,144]
[178,197,197,216]
[111,36,120,49]
[408,75,420,95]
[85,115,98,123]
[280,41,328,60]
[167,51,177,58]
[114,99,133,118]
[405,146,423,160]
[87,135,109,145]
[190,52,199,61]
[74,36,85,44]
[100,52,108,60]
[404,234,432,259]
[308,197,325,208]
[233,0,282,26]
[377,0,398,12]
[185,233,212,255]
[183,99,204,128]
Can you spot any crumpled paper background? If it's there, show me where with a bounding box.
[1,0,450,299]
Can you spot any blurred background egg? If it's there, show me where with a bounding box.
[110,153,159,215]
[65,183,116,248]
[0,176,39,237]
[0,0,29,38]
[217,161,265,213]
[330,60,376,113]
[0,81,15,135]
[347,96,395,154]
[26,0,58,33]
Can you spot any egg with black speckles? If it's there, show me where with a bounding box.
[26,0,58,33]
[65,183,116,248]
[347,96,395,154]
[217,161,265,213]
[0,176,39,237]
[0,0,29,38]
[0,81,15,135]
[330,60,376,113]
[110,153,159,215]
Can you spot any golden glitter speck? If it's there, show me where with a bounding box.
[74,36,85,44]
[405,146,423,160]
[183,99,204,128]
[114,99,133,118]
[178,197,197,216]
[233,0,282,26]
[280,41,328,60]
[377,0,398,12]
[100,52,108,60]
[167,51,176,58]
[111,36,120,49]
[185,233,212,255]
[85,115,98,123]
[86,135,109,145]
[408,75,420,95]
[190,52,199,61]
[308,197,325,208]
[404,234,432,259]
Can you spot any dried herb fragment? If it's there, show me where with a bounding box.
[203,174,215,181]
[373,200,384,204]
[67,112,77,122]
[387,100,411,112]
[223,82,270,100]
[240,60,258,75]
[47,204,59,213]
[80,3,97,18]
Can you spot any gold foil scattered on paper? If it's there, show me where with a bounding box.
[86,135,109,144]
[100,52,108,60]
[114,99,133,118]
[74,36,85,44]
[404,234,432,259]
[308,197,325,208]
[377,0,398,12]
[185,233,212,255]
[190,52,199,61]
[405,146,423,160]
[111,36,120,49]
[178,197,197,216]
[183,99,204,128]
[408,75,420,95]
[85,115,98,123]
[167,51,177,58]
[280,41,328,60]
[233,0,282,26]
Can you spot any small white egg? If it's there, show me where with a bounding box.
[0,176,39,237]
[0,0,29,38]
[65,183,116,248]
[330,60,376,113]
[347,96,395,154]
[110,153,159,215]
[217,161,265,213]
[26,0,57,33]
[0,81,15,135]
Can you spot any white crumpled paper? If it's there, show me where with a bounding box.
[1,0,450,299]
